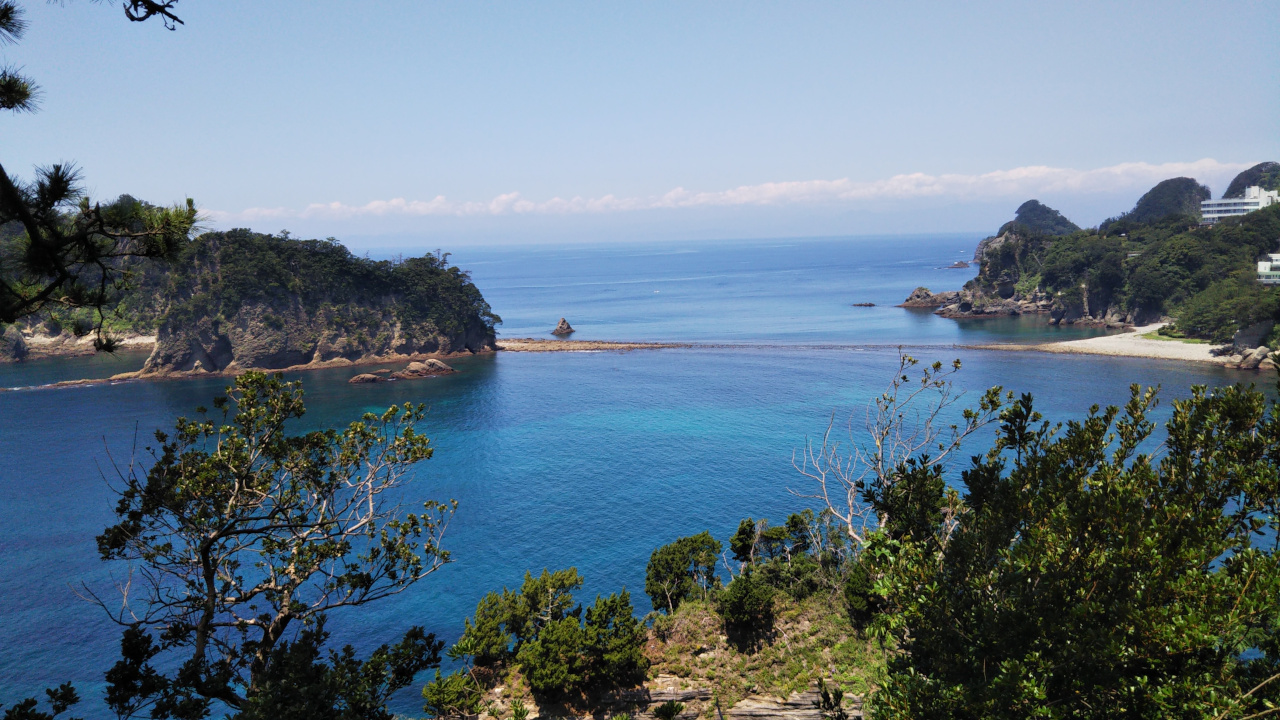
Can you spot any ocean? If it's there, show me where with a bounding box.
[0,233,1261,714]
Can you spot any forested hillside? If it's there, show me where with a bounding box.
[0,196,500,367]
[915,166,1280,343]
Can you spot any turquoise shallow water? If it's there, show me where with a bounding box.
[0,234,1264,714]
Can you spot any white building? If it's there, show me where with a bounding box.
[1202,185,1280,224]
[1257,254,1280,285]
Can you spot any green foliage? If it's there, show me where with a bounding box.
[646,595,883,710]
[158,231,498,342]
[972,197,1280,335]
[814,679,849,720]
[645,532,721,613]
[94,372,454,717]
[516,616,587,696]
[236,619,441,720]
[1223,161,1280,198]
[998,199,1080,237]
[449,571,648,699]
[509,699,529,720]
[1101,176,1210,229]
[583,590,649,687]
[718,568,775,633]
[457,568,584,667]
[1,1,193,347]
[0,683,81,720]
[653,700,684,720]
[872,385,1280,719]
[841,561,877,629]
[1173,276,1280,343]
[421,669,483,718]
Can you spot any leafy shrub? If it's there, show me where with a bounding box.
[874,386,1280,719]
[447,572,647,699]
[645,532,721,613]
[842,561,877,629]
[421,669,483,718]
[718,568,774,632]
[653,700,684,720]
[814,679,849,720]
[583,591,648,686]
[517,616,586,696]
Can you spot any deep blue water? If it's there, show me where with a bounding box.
[0,234,1263,715]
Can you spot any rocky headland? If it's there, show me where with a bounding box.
[127,230,499,376]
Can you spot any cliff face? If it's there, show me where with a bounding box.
[139,230,498,375]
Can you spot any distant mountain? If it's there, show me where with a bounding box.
[998,199,1080,237]
[1102,177,1210,230]
[1223,161,1280,199]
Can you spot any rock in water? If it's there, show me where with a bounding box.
[348,373,383,384]
[552,318,574,336]
[390,359,455,379]
[898,287,960,308]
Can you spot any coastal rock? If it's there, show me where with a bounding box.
[899,287,961,308]
[390,359,455,379]
[348,373,383,384]
[0,325,29,362]
[1240,346,1271,370]
[598,680,861,720]
[1233,321,1274,350]
[136,230,497,376]
[552,317,574,335]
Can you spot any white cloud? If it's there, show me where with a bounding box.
[210,158,1253,223]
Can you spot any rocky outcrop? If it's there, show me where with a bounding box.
[136,230,498,376]
[390,359,454,379]
[898,287,960,308]
[1240,346,1271,370]
[348,373,382,383]
[1233,321,1274,350]
[560,679,861,720]
[0,325,28,362]
[552,317,574,336]
[142,302,489,375]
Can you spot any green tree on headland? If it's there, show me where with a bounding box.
[0,1,197,350]
[89,372,455,718]
[645,531,721,612]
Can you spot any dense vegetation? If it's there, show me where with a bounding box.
[1,2,195,350]
[1225,161,1280,198]
[157,229,499,341]
[970,194,1280,342]
[870,383,1280,719]
[1100,176,1211,231]
[998,199,1080,237]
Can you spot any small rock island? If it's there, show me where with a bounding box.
[552,317,574,336]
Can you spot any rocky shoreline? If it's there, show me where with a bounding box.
[497,338,690,352]
[898,287,1132,329]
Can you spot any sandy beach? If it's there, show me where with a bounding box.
[971,323,1230,365]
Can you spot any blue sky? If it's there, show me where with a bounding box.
[5,1,1278,246]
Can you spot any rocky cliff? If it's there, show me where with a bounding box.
[903,182,1280,338]
[138,230,498,375]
